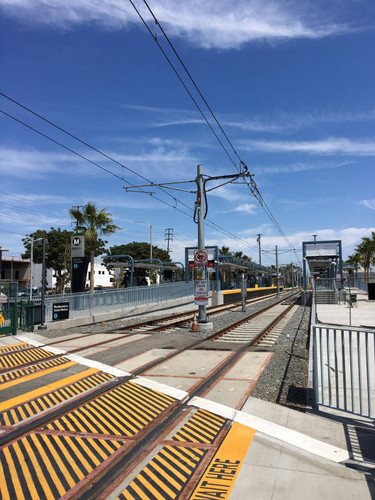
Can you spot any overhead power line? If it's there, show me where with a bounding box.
[0,105,266,259]
[127,0,301,266]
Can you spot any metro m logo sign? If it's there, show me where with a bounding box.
[71,235,85,258]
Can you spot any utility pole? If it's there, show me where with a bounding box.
[29,238,34,301]
[165,228,173,254]
[196,164,207,323]
[291,261,294,290]
[276,245,280,296]
[123,163,250,330]
[35,238,47,330]
[313,234,317,243]
[257,234,262,266]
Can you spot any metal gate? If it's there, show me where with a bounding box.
[312,325,375,418]
[0,282,18,336]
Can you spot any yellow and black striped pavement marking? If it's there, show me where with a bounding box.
[0,356,71,389]
[116,409,228,500]
[0,369,114,426]
[189,422,256,500]
[45,380,177,437]
[0,342,33,356]
[0,431,126,500]
[0,346,57,370]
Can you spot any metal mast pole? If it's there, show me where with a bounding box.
[38,238,47,330]
[257,234,261,266]
[29,238,34,301]
[291,261,294,290]
[276,245,280,296]
[197,164,206,323]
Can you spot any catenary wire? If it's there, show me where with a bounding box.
[126,0,239,171]
[126,1,301,265]
[0,107,268,260]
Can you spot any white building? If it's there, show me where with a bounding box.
[85,259,115,289]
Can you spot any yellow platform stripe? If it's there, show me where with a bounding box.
[46,380,177,437]
[0,367,99,412]
[222,286,277,295]
[0,432,124,499]
[190,422,256,500]
[0,371,114,426]
[0,342,32,355]
[0,346,56,370]
[0,357,74,391]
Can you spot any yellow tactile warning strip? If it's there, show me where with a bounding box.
[190,422,256,500]
[116,409,227,499]
[172,409,227,444]
[45,380,177,437]
[0,370,114,426]
[0,346,56,370]
[118,445,207,500]
[0,342,33,355]
[0,356,72,390]
[0,368,101,413]
[0,431,125,499]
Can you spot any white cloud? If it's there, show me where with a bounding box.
[235,203,257,215]
[360,199,375,210]
[0,0,355,49]
[241,137,375,156]
[253,160,353,175]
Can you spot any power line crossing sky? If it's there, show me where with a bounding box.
[1,0,374,265]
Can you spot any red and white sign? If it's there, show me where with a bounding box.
[194,250,208,264]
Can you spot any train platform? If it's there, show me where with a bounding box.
[0,330,374,499]
[315,287,375,329]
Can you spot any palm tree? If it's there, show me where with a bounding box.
[70,202,121,292]
[219,246,231,256]
[355,234,375,282]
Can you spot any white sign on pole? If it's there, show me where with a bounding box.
[194,279,208,305]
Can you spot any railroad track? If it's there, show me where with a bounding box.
[212,299,298,346]
[0,291,301,499]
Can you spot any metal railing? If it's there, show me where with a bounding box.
[354,279,369,293]
[312,325,374,418]
[30,282,195,322]
[311,287,374,418]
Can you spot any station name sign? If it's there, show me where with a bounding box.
[52,302,70,321]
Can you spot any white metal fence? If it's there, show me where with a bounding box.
[312,326,375,418]
[311,290,375,418]
[31,282,195,322]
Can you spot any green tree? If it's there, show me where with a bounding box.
[104,242,171,287]
[22,228,73,293]
[219,246,231,255]
[70,202,121,292]
[355,233,375,282]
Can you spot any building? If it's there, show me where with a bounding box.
[85,259,115,289]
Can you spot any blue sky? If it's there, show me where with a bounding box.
[1,0,375,267]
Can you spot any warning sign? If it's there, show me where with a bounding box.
[194,250,208,264]
[0,313,4,326]
[194,279,208,305]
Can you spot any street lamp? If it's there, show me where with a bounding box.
[35,238,48,330]
[135,221,152,260]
